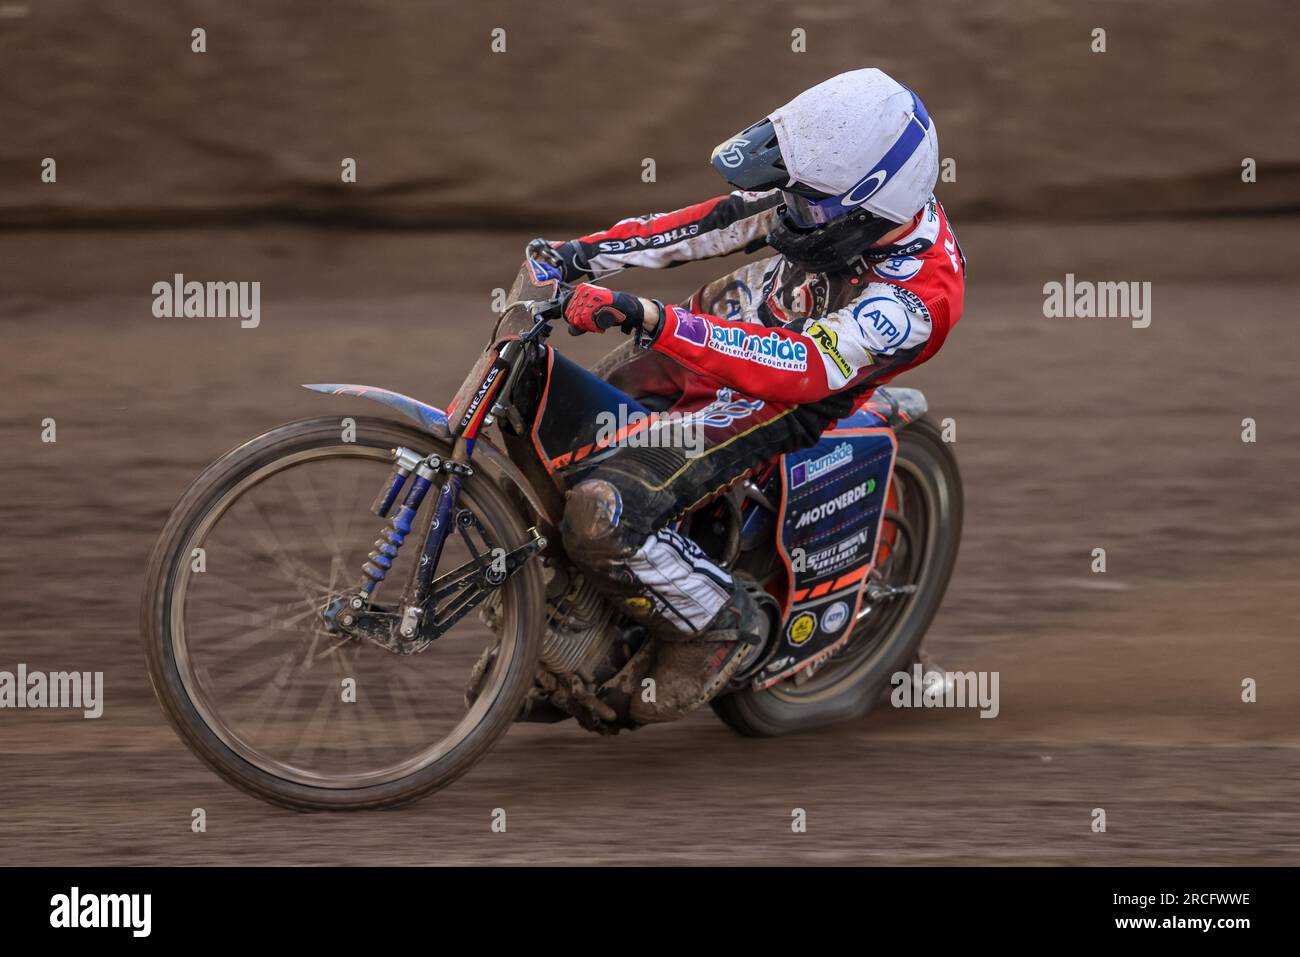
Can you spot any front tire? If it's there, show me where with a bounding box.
[712,416,962,737]
[141,416,546,809]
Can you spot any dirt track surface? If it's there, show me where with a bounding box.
[2,225,1299,865]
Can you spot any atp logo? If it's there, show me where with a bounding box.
[852,296,911,351]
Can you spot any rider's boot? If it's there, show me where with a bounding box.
[627,576,775,725]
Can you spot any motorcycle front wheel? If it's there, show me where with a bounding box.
[141,416,545,809]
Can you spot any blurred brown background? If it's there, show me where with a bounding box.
[1,1,1298,865]
[3,0,1299,228]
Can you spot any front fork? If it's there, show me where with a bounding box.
[392,459,469,639]
[322,437,545,653]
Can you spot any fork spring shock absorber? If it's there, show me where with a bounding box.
[371,446,424,518]
[359,452,442,596]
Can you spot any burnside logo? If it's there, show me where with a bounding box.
[790,441,853,489]
[672,310,809,372]
[794,478,875,528]
[50,887,151,937]
[708,325,808,371]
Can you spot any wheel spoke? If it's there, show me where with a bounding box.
[166,439,528,792]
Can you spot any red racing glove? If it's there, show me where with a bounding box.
[562,283,649,336]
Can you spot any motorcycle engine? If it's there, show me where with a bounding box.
[541,571,623,676]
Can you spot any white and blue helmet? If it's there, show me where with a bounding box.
[711,69,939,271]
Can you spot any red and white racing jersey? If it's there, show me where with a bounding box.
[567,190,966,424]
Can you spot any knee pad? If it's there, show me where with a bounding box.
[560,478,626,552]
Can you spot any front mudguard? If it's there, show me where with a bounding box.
[303,383,562,539]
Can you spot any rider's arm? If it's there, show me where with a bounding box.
[553,190,782,279]
[639,282,935,404]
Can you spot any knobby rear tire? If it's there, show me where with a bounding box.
[712,415,963,737]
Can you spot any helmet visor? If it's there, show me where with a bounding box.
[780,189,846,230]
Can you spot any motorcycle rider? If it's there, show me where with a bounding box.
[528,68,965,725]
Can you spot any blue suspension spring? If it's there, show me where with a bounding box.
[360,451,441,595]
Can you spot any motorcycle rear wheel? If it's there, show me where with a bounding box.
[711,415,962,737]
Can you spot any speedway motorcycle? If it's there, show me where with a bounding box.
[142,261,962,809]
